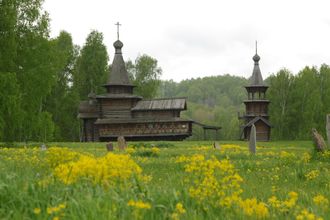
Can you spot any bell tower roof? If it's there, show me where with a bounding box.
[249,41,265,86]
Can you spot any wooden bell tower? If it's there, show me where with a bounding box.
[240,43,271,141]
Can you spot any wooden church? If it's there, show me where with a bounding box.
[239,45,271,141]
[78,36,193,142]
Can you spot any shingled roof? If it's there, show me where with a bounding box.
[131,98,187,111]
[107,40,133,86]
[249,52,265,86]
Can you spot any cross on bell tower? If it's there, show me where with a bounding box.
[115,22,121,40]
[255,41,258,54]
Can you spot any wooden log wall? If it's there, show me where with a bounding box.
[246,102,268,115]
[84,119,96,141]
[101,99,133,119]
[98,121,190,137]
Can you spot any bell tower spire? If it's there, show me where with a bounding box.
[250,41,263,85]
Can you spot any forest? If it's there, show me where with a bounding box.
[1,0,330,142]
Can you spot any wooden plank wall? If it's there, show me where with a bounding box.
[101,99,132,119]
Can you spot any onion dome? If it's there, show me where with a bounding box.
[113,40,124,54]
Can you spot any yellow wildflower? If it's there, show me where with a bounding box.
[45,147,81,168]
[46,203,66,215]
[182,154,243,209]
[151,147,160,155]
[175,203,186,214]
[171,213,179,220]
[47,207,53,214]
[127,200,151,209]
[268,191,298,212]
[171,202,186,220]
[279,151,296,159]
[296,209,323,220]
[268,196,281,208]
[58,203,66,209]
[33,208,41,214]
[305,170,319,180]
[289,191,298,199]
[239,198,269,218]
[313,194,329,209]
[126,148,136,154]
[54,153,142,186]
[301,152,311,163]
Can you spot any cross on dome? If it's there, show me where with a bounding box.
[115,22,121,40]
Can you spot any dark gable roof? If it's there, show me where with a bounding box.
[78,101,98,118]
[132,98,187,111]
[243,116,271,128]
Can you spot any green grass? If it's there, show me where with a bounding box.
[0,141,329,219]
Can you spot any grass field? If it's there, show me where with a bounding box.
[0,141,329,219]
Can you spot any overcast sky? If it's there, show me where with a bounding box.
[43,0,330,82]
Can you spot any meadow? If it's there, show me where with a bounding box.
[0,141,329,220]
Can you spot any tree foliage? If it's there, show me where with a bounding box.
[0,72,22,142]
[44,31,80,141]
[268,65,330,140]
[267,69,294,139]
[127,54,162,98]
[74,30,109,99]
[0,0,58,142]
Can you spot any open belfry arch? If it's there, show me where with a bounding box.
[78,24,193,141]
[239,42,271,141]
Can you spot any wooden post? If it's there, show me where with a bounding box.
[106,143,114,151]
[312,128,327,153]
[117,136,127,151]
[326,114,330,147]
[249,124,256,154]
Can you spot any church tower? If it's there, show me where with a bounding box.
[240,43,271,141]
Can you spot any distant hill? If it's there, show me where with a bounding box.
[157,75,249,140]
